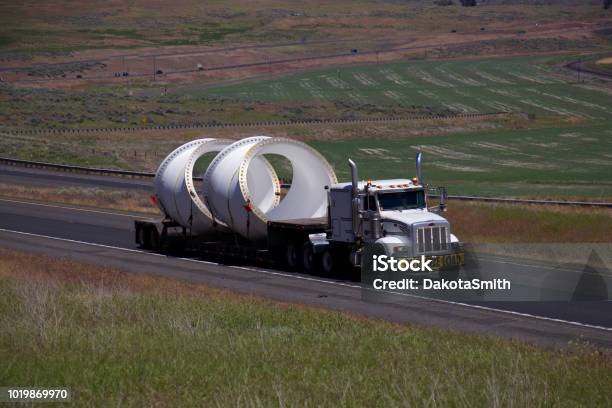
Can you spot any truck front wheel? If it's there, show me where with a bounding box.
[440,266,460,280]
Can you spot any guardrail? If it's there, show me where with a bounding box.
[0,157,154,179]
[433,195,612,208]
[0,111,509,136]
[1,156,611,208]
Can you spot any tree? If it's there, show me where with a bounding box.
[460,0,477,6]
[605,0,612,10]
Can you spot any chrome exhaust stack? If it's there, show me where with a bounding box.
[349,158,359,197]
[415,152,423,186]
[348,158,362,239]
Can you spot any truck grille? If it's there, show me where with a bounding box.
[416,225,448,253]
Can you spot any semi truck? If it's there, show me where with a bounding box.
[135,137,464,278]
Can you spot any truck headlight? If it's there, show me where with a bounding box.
[392,245,411,255]
[451,242,464,252]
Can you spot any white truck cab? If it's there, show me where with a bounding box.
[329,179,459,252]
[306,153,464,277]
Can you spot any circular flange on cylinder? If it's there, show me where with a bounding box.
[204,137,337,241]
[237,137,337,239]
[202,136,280,238]
[183,138,235,232]
[154,138,232,234]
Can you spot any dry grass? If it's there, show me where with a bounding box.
[0,248,228,299]
[445,201,612,243]
[0,183,158,214]
[0,248,610,406]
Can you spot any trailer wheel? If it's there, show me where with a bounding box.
[302,242,320,275]
[321,248,335,276]
[286,243,302,271]
[138,227,150,249]
[149,228,160,251]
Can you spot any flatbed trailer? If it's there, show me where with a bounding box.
[134,217,328,269]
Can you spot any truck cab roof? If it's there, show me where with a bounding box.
[330,178,421,191]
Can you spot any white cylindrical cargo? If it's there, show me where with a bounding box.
[203,137,337,241]
[202,136,280,240]
[155,136,338,241]
[154,138,232,234]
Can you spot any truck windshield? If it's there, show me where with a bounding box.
[377,190,425,211]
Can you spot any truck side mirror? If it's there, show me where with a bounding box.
[427,186,448,213]
[439,188,448,212]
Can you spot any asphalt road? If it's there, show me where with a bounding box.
[0,165,152,190]
[566,59,612,80]
[0,198,610,350]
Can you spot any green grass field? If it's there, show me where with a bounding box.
[1,250,610,407]
[310,123,612,199]
[202,56,611,120]
[199,55,612,199]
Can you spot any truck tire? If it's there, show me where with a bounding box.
[440,266,460,281]
[321,247,335,276]
[286,243,302,271]
[302,242,320,275]
[149,228,160,251]
[138,227,150,249]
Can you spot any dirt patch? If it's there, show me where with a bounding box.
[596,57,612,65]
[0,183,158,214]
[3,19,604,90]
